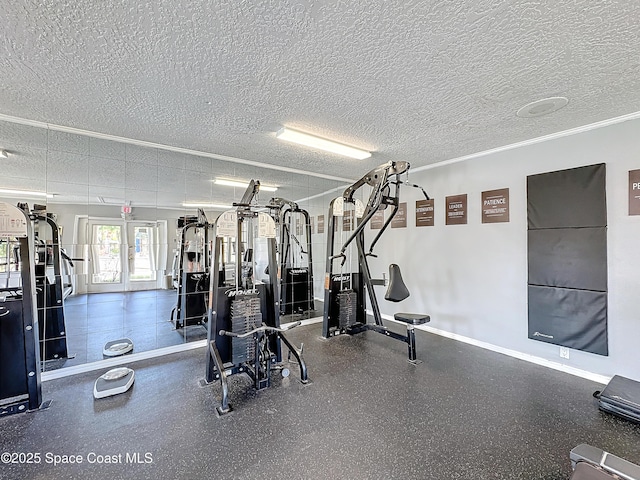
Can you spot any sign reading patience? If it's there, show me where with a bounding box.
[370,209,384,230]
[416,199,434,227]
[482,188,509,223]
[391,202,407,228]
[629,169,640,215]
[317,215,325,234]
[446,194,467,225]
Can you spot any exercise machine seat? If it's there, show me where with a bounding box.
[571,462,617,480]
[570,444,640,480]
[394,313,430,325]
[385,264,410,302]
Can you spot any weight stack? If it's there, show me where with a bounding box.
[230,294,262,365]
[337,290,358,328]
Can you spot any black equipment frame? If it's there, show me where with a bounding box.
[205,181,308,415]
[0,203,43,416]
[322,161,430,362]
[33,211,70,361]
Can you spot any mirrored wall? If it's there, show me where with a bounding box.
[0,119,348,371]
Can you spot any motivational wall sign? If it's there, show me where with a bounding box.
[310,216,314,234]
[446,194,467,225]
[629,169,640,215]
[317,215,325,234]
[343,210,353,231]
[391,202,407,228]
[416,199,434,227]
[482,188,510,223]
[370,209,384,229]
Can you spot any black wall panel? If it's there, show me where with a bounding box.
[528,227,607,291]
[527,163,608,356]
[527,163,607,229]
[528,286,608,355]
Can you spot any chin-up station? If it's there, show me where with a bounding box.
[322,161,431,363]
[205,180,308,415]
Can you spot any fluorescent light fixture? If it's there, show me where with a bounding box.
[0,150,8,159]
[0,188,54,198]
[182,202,232,209]
[213,178,278,192]
[275,127,371,160]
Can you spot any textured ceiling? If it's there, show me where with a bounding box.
[2,0,640,202]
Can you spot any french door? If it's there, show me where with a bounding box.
[76,217,165,294]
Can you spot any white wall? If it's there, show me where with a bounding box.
[353,118,640,381]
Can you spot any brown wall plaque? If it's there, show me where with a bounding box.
[317,215,325,234]
[370,210,384,229]
[416,199,434,227]
[630,169,640,215]
[391,202,407,228]
[343,210,353,231]
[446,194,467,225]
[482,188,509,223]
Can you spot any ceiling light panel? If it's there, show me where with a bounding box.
[213,178,278,192]
[0,188,53,198]
[275,128,371,160]
[182,202,232,209]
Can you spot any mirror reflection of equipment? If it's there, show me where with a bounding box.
[266,197,315,317]
[322,161,431,363]
[171,209,214,330]
[3,204,77,367]
[204,180,309,415]
[0,202,46,415]
[102,337,134,357]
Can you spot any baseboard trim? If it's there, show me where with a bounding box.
[367,310,611,385]
[42,317,324,382]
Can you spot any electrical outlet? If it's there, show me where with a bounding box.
[560,347,570,359]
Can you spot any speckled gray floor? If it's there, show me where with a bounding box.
[1,324,639,480]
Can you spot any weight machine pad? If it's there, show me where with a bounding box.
[571,462,617,480]
[394,313,430,325]
[93,368,135,399]
[103,338,134,357]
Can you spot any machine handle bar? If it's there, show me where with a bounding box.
[219,321,302,339]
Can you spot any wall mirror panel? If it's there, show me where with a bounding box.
[0,119,347,371]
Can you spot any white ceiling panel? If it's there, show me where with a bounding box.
[124,162,158,192]
[157,166,187,195]
[46,150,89,185]
[88,157,126,188]
[88,137,126,160]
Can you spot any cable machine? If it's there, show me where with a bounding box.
[31,205,72,362]
[171,209,213,329]
[267,197,314,316]
[205,181,308,415]
[322,161,431,363]
[0,202,43,416]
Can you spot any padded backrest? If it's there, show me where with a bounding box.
[385,264,410,302]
